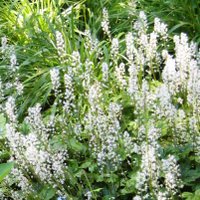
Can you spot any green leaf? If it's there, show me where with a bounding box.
[156,120,168,137]
[96,174,104,182]
[194,189,200,199]
[104,173,119,183]
[0,114,6,137]
[50,135,67,151]
[39,186,56,200]
[75,169,84,178]
[121,173,137,195]
[168,22,191,34]
[91,188,103,193]
[182,168,200,184]
[182,192,193,200]
[69,138,87,152]
[80,160,92,169]
[0,162,14,182]
[0,151,10,161]
[182,189,200,200]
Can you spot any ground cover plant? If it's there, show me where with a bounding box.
[0,0,200,199]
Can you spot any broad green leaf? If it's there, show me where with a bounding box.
[69,138,87,152]
[194,189,200,199]
[75,169,84,178]
[96,174,104,182]
[0,162,14,182]
[39,186,56,200]
[182,192,193,200]
[50,135,67,151]
[106,173,118,183]
[182,189,200,200]
[80,160,92,169]
[121,172,137,195]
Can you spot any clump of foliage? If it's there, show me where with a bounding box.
[139,0,200,44]
[0,0,200,200]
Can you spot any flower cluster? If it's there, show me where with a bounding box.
[102,62,109,82]
[126,32,135,62]
[135,125,182,199]
[115,62,127,90]
[0,38,23,96]
[56,31,67,64]
[162,155,182,195]
[50,68,61,95]
[1,36,7,54]
[111,38,119,62]
[84,29,99,55]
[63,68,75,114]
[154,17,168,39]
[4,100,68,198]
[101,8,111,39]
[85,100,122,172]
